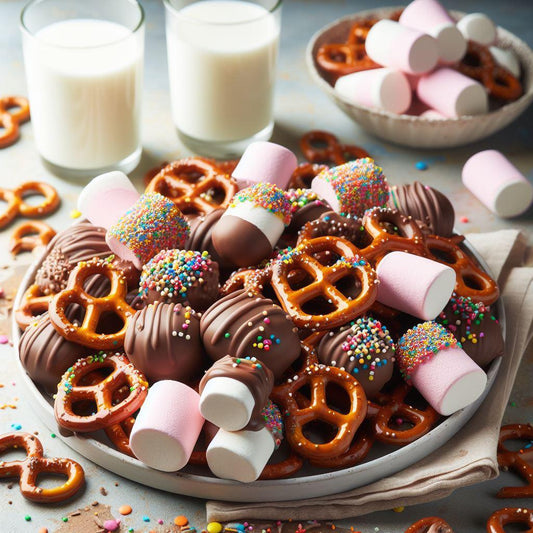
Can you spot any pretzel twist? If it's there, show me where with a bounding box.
[271,342,367,460]
[0,181,60,229]
[497,423,533,498]
[0,432,84,502]
[15,284,55,331]
[0,96,30,148]
[289,163,329,190]
[368,382,441,445]
[486,508,533,533]
[145,157,238,217]
[457,41,522,101]
[54,352,148,432]
[405,517,454,533]
[259,451,304,480]
[271,236,378,330]
[425,234,500,305]
[49,258,134,350]
[300,130,369,166]
[10,221,56,255]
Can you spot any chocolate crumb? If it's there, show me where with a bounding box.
[114,482,119,486]
[100,487,108,496]
[7,482,13,489]
[92,501,99,506]
[70,512,81,517]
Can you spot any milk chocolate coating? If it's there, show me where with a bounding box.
[299,210,364,245]
[124,301,204,384]
[437,295,504,368]
[286,189,331,233]
[388,182,455,237]
[317,317,395,398]
[185,209,233,270]
[19,313,91,392]
[199,355,274,430]
[200,289,301,379]
[212,215,273,268]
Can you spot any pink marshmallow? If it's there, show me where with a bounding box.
[457,13,497,46]
[462,150,533,218]
[399,0,466,63]
[411,346,487,415]
[417,67,488,117]
[334,68,412,114]
[129,380,204,472]
[397,322,487,415]
[376,251,455,320]
[77,171,140,230]
[232,142,297,190]
[365,19,439,75]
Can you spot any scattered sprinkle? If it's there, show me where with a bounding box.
[119,505,132,515]
[174,515,189,527]
[415,161,428,171]
[103,519,120,531]
[393,506,405,512]
[208,522,223,533]
[24,515,31,522]
[0,335,9,344]
[70,209,82,219]
[142,515,150,522]
[10,423,21,430]
[460,216,469,223]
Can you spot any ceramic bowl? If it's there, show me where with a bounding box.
[306,7,533,148]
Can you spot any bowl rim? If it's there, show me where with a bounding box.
[306,7,533,125]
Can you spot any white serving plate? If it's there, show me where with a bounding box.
[12,239,504,502]
[306,8,533,148]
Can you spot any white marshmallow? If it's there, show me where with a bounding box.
[207,426,275,482]
[490,46,521,78]
[200,376,255,431]
[457,13,497,46]
[221,201,285,247]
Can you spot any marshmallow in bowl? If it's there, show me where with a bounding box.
[457,13,497,46]
[399,0,467,64]
[490,46,521,78]
[462,150,533,218]
[335,68,412,114]
[417,67,488,117]
[365,19,439,75]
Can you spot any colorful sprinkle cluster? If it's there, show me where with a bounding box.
[252,333,281,352]
[397,321,460,378]
[339,317,395,382]
[59,351,108,395]
[261,400,284,449]
[285,188,323,214]
[232,356,263,370]
[139,249,214,301]
[316,158,389,217]
[107,193,190,266]
[437,293,497,345]
[229,183,292,226]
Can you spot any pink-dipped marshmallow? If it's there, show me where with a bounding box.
[365,19,439,75]
[462,150,533,218]
[232,142,297,190]
[457,13,497,46]
[77,171,140,230]
[334,68,412,114]
[129,380,204,472]
[376,251,455,320]
[417,67,488,117]
[399,0,467,63]
[397,322,487,415]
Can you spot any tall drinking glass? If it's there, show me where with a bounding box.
[164,0,282,158]
[20,0,144,179]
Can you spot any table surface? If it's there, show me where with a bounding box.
[1,0,532,532]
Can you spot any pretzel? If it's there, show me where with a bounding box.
[9,221,56,255]
[486,508,533,533]
[143,161,169,187]
[104,416,136,457]
[271,341,367,460]
[259,450,304,480]
[215,159,240,175]
[0,432,84,502]
[404,517,454,533]
[49,258,135,350]
[145,157,238,217]
[54,352,148,432]
[497,423,533,498]
[456,41,522,101]
[298,211,365,246]
[15,284,55,331]
[288,163,329,190]
[368,382,441,445]
[0,181,60,229]
[0,96,30,148]
[300,130,370,166]
[271,236,378,330]
[425,234,500,305]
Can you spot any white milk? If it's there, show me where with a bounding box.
[166,0,279,142]
[23,19,143,170]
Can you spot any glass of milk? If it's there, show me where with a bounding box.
[20,0,144,179]
[164,0,282,158]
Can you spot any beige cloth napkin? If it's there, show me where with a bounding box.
[207,229,533,522]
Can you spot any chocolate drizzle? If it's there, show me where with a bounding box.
[200,289,301,379]
[199,355,274,430]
